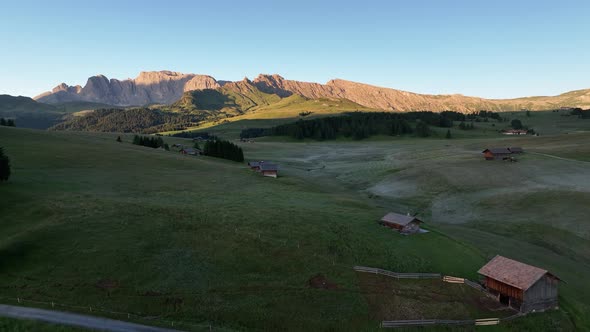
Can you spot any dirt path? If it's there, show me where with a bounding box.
[0,304,182,332]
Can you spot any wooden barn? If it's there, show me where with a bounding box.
[478,255,561,313]
[482,148,512,160]
[259,163,279,178]
[379,212,423,234]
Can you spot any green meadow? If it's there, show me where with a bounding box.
[0,110,588,330]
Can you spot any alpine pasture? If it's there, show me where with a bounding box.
[0,110,588,331]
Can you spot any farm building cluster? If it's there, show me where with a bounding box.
[248,161,279,178]
[478,255,560,313]
[482,147,524,161]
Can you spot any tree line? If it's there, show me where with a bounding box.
[570,108,590,119]
[51,108,203,133]
[0,147,11,182]
[241,111,478,140]
[203,139,244,162]
[132,135,169,150]
[0,118,16,127]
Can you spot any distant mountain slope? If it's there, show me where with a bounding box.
[494,89,590,110]
[0,94,63,129]
[35,71,220,106]
[0,94,56,113]
[253,74,590,112]
[173,78,281,114]
[0,95,120,129]
[35,70,590,112]
[51,80,373,133]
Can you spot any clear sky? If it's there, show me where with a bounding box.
[1,0,589,99]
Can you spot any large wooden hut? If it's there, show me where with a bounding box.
[478,255,561,312]
[379,212,423,234]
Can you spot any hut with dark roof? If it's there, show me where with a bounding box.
[482,148,512,160]
[478,255,561,312]
[379,212,423,234]
[259,163,278,178]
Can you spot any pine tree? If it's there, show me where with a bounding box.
[133,135,140,145]
[446,129,452,139]
[6,119,15,127]
[0,147,11,182]
[116,136,122,142]
[0,118,5,126]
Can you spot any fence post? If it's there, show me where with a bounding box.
[17,297,20,303]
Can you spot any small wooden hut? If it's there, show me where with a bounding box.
[379,212,423,234]
[259,163,278,178]
[482,148,512,160]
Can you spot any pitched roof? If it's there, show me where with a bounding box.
[380,212,422,226]
[248,161,261,167]
[478,255,559,290]
[260,163,278,171]
[509,147,524,153]
[483,148,512,154]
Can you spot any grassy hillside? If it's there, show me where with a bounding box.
[1,111,587,330]
[497,89,590,110]
[0,317,85,331]
[0,127,505,331]
[240,116,590,329]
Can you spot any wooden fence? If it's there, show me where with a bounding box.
[381,315,519,328]
[353,266,524,328]
[353,266,441,279]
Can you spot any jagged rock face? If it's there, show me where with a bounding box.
[252,74,502,112]
[35,71,220,106]
[35,71,590,111]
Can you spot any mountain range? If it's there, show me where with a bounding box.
[35,71,590,112]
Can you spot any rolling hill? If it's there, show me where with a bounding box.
[0,95,62,129]
[0,95,119,129]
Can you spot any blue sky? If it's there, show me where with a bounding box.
[1,0,589,99]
